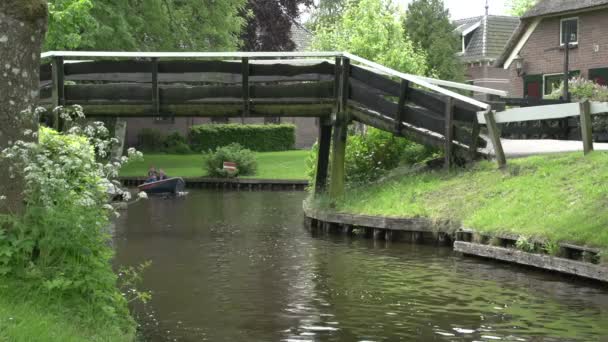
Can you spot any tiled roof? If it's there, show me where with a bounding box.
[291,23,313,52]
[454,15,519,62]
[522,0,608,19]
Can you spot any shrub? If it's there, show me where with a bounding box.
[190,124,295,152]
[306,127,437,186]
[549,77,608,132]
[204,143,257,178]
[164,132,192,154]
[0,106,142,335]
[137,128,165,152]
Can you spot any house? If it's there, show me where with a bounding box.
[495,0,608,99]
[124,23,318,149]
[453,15,520,98]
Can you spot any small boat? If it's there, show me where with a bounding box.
[138,177,186,195]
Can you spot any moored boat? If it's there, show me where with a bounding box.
[138,177,185,195]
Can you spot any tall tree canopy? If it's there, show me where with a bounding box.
[404,0,463,81]
[312,0,428,75]
[508,0,538,16]
[307,0,352,30]
[45,0,247,51]
[240,0,312,51]
[0,0,48,214]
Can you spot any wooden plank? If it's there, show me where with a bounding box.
[250,62,334,76]
[485,110,506,168]
[42,51,342,59]
[315,123,332,194]
[477,102,608,124]
[48,102,334,117]
[579,100,594,155]
[242,57,250,116]
[333,57,342,115]
[396,80,409,133]
[413,75,508,97]
[66,84,152,101]
[350,65,400,96]
[151,58,159,116]
[59,72,333,84]
[159,60,241,74]
[409,88,478,123]
[339,58,350,116]
[64,60,151,75]
[444,97,454,169]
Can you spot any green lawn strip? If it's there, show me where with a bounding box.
[313,152,608,253]
[0,278,134,342]
[119,150,309,180]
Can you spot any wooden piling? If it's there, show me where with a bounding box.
[329,57,350,200]
[579,100,593,155]
[484,109,506,168]
[444,96,455,169]
[315,121,332,195]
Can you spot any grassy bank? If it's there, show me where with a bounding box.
[119,150,309,179]
[311,152,608,253]
[0,279,134,342]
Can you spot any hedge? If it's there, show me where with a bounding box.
[189,124,296,152]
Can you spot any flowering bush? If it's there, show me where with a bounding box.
[204,143,257,178]
[0,105,142,333]
[550,77,608,132]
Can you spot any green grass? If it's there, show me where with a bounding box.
[311,152,608,253]
[0,278,134,342]
[119,150,309,179]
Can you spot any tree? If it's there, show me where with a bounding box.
[508,0,538,16]
[240,0,312,51]
[45,0,247,51]
[404,0,463,81]
[0,0,48,215]
[308,0,353,31]
[312,0,428,75]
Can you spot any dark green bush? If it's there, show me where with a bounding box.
[164,132,192,154]
[189,124,295,152]
[306,127,437,186]
[137,128,165,152]
[204,143,257,178]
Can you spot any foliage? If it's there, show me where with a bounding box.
[45,0,246,51]
[507,0,538,16]
[515,236,536,253]
[404,0,464,81]
[240,0,312,51]
[306,128,436,186]
[120,151,309,179]
[164,132,192,155]
[549,77,608,131]
[0,106,143,335]
[204,143,257,178]
[189,124,296,152]
[311,0,428,75]
[307,0,353,31]
[309,152,608,255]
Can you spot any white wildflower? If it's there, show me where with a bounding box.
[137,191,148,199]
[0,195,6,201]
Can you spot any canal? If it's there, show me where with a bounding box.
[114,190,608,341]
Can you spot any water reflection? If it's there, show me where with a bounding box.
[113,190,608,341]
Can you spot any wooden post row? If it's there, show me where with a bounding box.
[444,96,454,169]
[51,56,65,130]
[484,109,506,168]
[579,100,593,155]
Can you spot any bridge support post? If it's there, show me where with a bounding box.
[444,97,454,169]
[315,120,332,195]
[51,56,65,130]
[484,109,506,168]
[329,57,350,200]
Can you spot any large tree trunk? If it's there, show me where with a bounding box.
[0,1,48,215]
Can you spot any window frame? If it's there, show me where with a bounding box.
[560,17,579,46]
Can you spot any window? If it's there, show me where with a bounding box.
[589,68,608,86]
[560,17,578,45]
[543,71,580,97]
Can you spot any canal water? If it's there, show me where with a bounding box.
[114,190,608,342]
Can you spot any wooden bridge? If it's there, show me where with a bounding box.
[39,51,505,198]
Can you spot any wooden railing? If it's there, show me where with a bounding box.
[478,100,608,168]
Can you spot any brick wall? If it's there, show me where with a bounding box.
[465,63,511,99]
[507,9,608,97]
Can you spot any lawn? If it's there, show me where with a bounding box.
[119,150,310,180]
[0,279,134,342]
[310,152,608,253]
